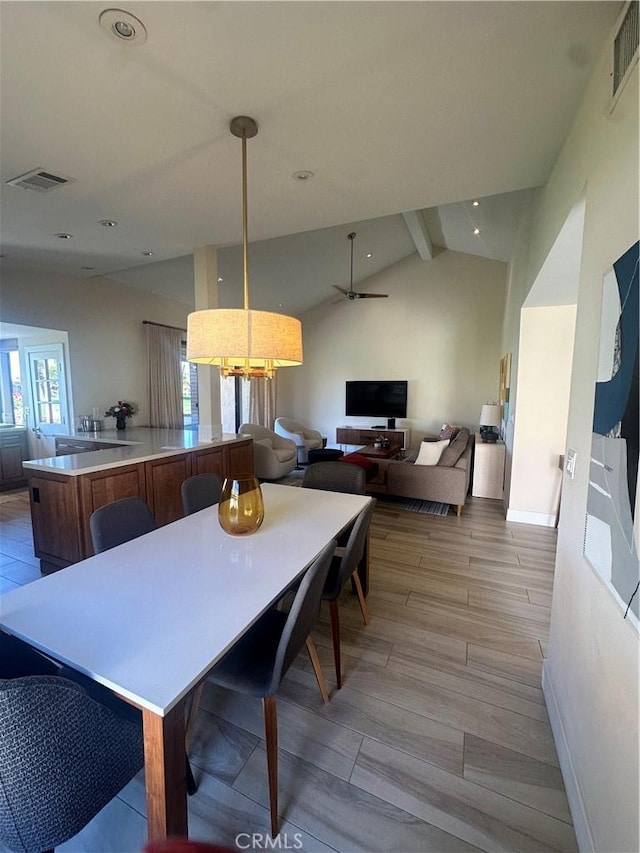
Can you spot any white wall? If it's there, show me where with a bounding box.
[503,33,639,853]
[0,269,190,428]
[508,305,576,526]
[277,249,507,446]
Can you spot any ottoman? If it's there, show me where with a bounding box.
[307,448,344,464]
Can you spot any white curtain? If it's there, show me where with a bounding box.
[248,376,276,428]
[146,324,183,429]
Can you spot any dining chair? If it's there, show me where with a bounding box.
[0,669,144,853]
[322,499,376,689]
[302,460,367,550]
[206,539,336,836]
[88,496,197,794]
[301,460,366,495]
[181,472,224,516]
[89,496,157,553]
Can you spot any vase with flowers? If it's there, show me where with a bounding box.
[105,400,136,431]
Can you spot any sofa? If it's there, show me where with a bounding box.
[362,428,474,516]
[239,423,298,481]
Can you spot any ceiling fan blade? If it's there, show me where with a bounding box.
[355,292,389,299]
[332,285,349,296]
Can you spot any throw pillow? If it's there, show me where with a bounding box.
[439,423,461,440]
[340,452,375,471]
[414,439,449,466]
[438,427,471,467]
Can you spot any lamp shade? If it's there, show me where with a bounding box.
[479,404,502,427]
[187,308,303,378]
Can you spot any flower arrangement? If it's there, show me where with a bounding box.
[104,401,136,419]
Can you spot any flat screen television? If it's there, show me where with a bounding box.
[345,380,408,428]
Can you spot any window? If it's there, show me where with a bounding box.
[0,345,24,425]
[180,342,199,428]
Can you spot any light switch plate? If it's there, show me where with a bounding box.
[566,448,577,479]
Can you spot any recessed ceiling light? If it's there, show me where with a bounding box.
[55,233,73,239]
[292,170,314,181]
[217,276,224,283]
[365,252,372,258]
[473,228,481,235]
[472,200,480,207]
[142,251,154,256]
[99,219,118,227]
[99,9,147,45]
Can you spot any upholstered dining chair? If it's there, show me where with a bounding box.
[301,460,366,495]
[88,496,197,794]
[302,460,367,549]
[206,539,336,837]
[274,417,324,465]
[181,472,224,516]
[321,499,376,689]
[0,637,144,853]
[89,495,157,554]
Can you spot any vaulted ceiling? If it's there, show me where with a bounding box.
[0,1,622,314]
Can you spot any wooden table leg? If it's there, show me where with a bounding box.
[142,701,188,842]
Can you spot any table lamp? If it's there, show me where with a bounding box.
[479,404,502,443]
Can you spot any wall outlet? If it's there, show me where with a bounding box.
[566,448,577,479]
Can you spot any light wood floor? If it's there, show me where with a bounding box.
[0,489,575,853]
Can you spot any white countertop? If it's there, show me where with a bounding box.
[22,428,248,476]
[0,484,372,715]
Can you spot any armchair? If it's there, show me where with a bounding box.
[239,423,297,480]
[274,417,324,464]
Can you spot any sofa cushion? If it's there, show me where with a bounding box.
[414,439,449,466]
[254,437,272,449]
[438,427,471,467]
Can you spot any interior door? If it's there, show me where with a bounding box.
[26,344,69,457]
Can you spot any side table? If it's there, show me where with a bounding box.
[472,434,505,499]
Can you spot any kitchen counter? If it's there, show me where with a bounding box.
[24,428,245,475]
[23,428,254,574]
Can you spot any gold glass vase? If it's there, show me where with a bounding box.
[218,475,264,536]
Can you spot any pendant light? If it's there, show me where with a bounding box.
[187,116,303,379]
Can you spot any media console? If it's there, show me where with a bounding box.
[336,426,410,451]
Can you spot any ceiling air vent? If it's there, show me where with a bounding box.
[612,1,639,103]
[5,168,76,192]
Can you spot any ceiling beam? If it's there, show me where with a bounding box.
[402,210,434,260]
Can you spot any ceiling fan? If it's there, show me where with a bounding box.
[332,232,389,301]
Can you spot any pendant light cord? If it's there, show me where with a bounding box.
[241,129,250,311]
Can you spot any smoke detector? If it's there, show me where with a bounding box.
[99,9,147,44]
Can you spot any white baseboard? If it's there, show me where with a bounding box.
[542,663,594,852]
[506,508,556,526]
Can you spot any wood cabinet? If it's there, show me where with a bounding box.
[336,426,410,451]
[79,463,147,557]
[224,440,254,476]
[145,453,191,527]
[0,428,28,489]
[27,437,254,574]
[472,434,505,499]
[30,472,84,571]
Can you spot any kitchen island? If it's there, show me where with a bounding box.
[23,428,253,574]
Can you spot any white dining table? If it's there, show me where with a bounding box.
[0,483,372,842]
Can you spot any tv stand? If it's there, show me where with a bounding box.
[336,426,410,451]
